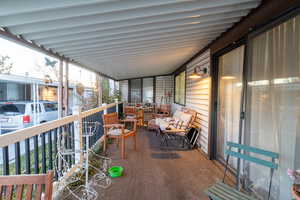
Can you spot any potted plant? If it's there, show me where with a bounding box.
[287,168,300,199]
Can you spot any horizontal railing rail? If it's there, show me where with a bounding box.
[0,102,123,178]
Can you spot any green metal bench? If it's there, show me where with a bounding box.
[204,142,279,200]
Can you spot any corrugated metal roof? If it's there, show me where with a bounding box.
[0,0,260,79]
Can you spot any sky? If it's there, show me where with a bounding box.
[0,37,96,87]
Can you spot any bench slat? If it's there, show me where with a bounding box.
[208,187,239,200]
[205,182,258,200]
[216,182,256,200]
[214,184,249,200]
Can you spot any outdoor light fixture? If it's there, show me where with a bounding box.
[189,67,208,79]
[221,76,236,80]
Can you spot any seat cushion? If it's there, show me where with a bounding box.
[155,118,170,131]
[179,112,192,128]
[126,115,136,119]
[108,128,130,136]
[173,110,182,120]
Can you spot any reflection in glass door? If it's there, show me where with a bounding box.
[244,15,300,199]
[130,79,142,103]
[216,46,245,168]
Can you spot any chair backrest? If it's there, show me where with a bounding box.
[224,142,279,200]
[103,112,119,125]
[124,106,137,115]
[0,171,53,200]
[137,109,144,126]
[181,108,197,129]
[225,142,279,169]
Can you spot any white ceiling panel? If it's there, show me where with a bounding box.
[0,0,261,79]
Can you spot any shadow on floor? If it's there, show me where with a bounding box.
[146,128,193,152]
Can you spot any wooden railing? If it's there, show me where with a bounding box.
[0,102,124,177]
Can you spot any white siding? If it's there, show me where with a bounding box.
[119,80,128,102]
[155,75,174,104]
[186,50,211,154]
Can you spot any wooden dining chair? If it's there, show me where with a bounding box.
[103,112,137,159]
[124,106,137,118]
[0,170,53,200]
[152,104,171,118]
[137,109,144,127]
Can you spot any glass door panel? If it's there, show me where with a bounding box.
[142,78,154,103]
[130,79,141,103]
[244,15,300,200]
[216,45,245,168]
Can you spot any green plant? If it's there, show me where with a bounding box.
[102,89,121,104]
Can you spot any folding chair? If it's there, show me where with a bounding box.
[205,142,279,200]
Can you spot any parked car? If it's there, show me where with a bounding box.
[0,101,58,134]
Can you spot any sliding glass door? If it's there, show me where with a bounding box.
[216,46,245,167]
[130,79,142,103]
[142,78,154,103]
[243,15,300,199]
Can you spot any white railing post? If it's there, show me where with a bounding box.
[63,60,69,117]
[97,74,103,106]
[73,106,81,164]
[103,103,107,115]
[115,99,119,113]
[58,59,64,119]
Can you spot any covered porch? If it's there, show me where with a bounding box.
[0,1,299,200]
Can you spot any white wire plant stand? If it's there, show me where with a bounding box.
[54,121,112,200]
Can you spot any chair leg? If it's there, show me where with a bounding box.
[103,136,107,153]
[121,136,125,159]
[116,137,119,147]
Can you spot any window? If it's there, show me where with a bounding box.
[130,79,142,103]
[142,78,154,103]
[0,104,25,114]
[31,104,41,113]
[175,71,186,105]
[44,103,58,112]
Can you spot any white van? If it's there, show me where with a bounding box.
[0,101,58,134]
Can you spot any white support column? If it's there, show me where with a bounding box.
[73,107,82,164]
[115,99,119,113]
[63,60,69,117]
[103,103,107,115]
[97,74,103,107]
[58,59,63,118]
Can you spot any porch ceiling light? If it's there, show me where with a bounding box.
[189,15,201,18]
[189,67,208,79]
[221,76,236,80]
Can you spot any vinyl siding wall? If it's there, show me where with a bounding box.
[186,50,211,154]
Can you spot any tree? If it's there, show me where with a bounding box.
[101,78,121,103]
[0,55,13,74]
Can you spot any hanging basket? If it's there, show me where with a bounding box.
[76,83,84,96]
[292,184,300,200]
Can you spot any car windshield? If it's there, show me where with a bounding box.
[0,104,26,114]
